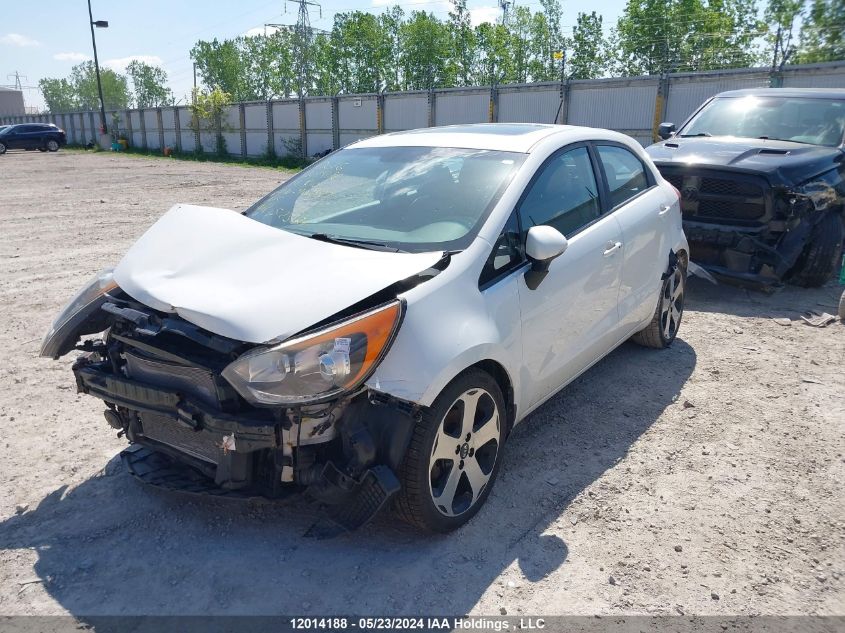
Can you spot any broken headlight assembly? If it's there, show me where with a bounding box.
[40,268,118,359]
[222,301,404,406]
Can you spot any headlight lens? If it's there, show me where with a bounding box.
[40,268,117,359]
[222,301,403,406]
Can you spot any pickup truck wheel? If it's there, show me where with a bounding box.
[788,212,844,288]
[395,369,504,532]
[632,263,686,349]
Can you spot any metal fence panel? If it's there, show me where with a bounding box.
[161,108,177,148]
[272,101,300,156]
[782,64,845,88]
[435,90,488,126]
[338,96,377,131]
[129,111,143,147]
[664,71,771,125]
[305,100,332,130]
[498,87,560,123]
[568,78,658,132]
[177,107,195,152]
[384,94,427,131]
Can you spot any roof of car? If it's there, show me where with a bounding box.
[350,123,632,153]
[715,88,845,99]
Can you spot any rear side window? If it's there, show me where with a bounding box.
[517,146,601,237]
[596,145,650,207]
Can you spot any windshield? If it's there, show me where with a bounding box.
[245,146,526,252]
[681,96,845,147]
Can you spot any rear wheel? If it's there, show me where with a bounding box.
[788,212,844,288]
[46,139,60,152]
[632,263,686,349]
[395,369,505,532]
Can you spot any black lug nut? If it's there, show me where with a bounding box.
[459,460,465,469]
[465,433,471,441]
[468,448,474,457]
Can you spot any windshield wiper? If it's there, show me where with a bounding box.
[308,233,405,252]
[680,132,712,137]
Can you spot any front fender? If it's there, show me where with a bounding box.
[366,242,523,410]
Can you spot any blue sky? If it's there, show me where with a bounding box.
[0,0,627,110]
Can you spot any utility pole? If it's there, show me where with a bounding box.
[286,0,322,98]
[87,0,109,136]
[498,0,513,27]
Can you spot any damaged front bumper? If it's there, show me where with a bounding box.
[73,353,415,531]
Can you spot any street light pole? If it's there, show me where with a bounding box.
[87,0,108,136]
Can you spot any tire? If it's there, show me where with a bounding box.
[394,369,505,532]
[788,212,844,288]
[38,147,47,152]
[0,142,6,155]
[46,139,60,152]
[632,263,686,349]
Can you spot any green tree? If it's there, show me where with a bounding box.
[39,78,77,112]
[400,11,453,89]
[448,0,476,86]
[568,12,609,79]
[379,6,406,90]
[474,22,512,85]
[190,86,233,155]
[69,61,130,110]
[126,60,173,108]
[328,11,388,93]
[798,0,845,62]
[190,38,245,100]
[764,0,803,69]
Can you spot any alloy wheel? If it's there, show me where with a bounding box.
[660,266,684,340]
[47,140,59,151]
[428,387,500,517]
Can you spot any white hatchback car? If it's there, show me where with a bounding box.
[42,123,688,533]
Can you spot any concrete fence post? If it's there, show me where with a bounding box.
[125,110,133,147]
[266,100,274,156]
[173,106,181,152]
[558,79,571,124]
[331,96,340,150]
[427,89,436,127]
[651,73,671,143]
[299,98,308,157]
[239,103,247,158]
[139,108,148,150]
[157,107,165,151]
[376,93,385,134]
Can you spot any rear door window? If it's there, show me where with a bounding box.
[596,145,650,208]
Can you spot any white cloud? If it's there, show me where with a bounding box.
[53,52,91,63]
[103,55,164,72]
[0,33,41,47]
[243,25,285,37]
[470,6,501,27]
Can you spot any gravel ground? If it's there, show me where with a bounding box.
[0,150,843,618]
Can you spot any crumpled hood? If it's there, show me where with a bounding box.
[646,136,842,186]
[113,204,443,344]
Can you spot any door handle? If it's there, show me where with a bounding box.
[658,203,671,215]
[603,241,622,256]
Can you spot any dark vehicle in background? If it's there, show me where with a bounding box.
[647,88,845,288]
[0,123,67,155]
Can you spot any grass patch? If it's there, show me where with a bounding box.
[64,143,307,173]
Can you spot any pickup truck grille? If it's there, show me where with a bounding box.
[663,171,767,222]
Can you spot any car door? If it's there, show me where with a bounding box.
[594,144,672,330]
[516,144,625,408]
[3,126,23,149]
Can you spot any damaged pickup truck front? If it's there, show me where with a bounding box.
[647,88,845,288]
[41,124,688,533]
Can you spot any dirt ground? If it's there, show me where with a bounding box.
[0,150,843,618]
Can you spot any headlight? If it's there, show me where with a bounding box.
[222,301,403,406]
[40,268,117,359]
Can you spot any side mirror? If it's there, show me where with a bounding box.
[525,225,568,273]
[658,122,676,140]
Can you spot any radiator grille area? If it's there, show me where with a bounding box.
[124,350,219,408]
[140,412,222,464]
[660,170,767,222]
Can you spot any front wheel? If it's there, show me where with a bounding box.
[0,141,6,155]
[395,369,505,532]
[46,139,60,152]
[632,263,686,349]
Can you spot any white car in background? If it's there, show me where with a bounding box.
[41,123,688,533]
